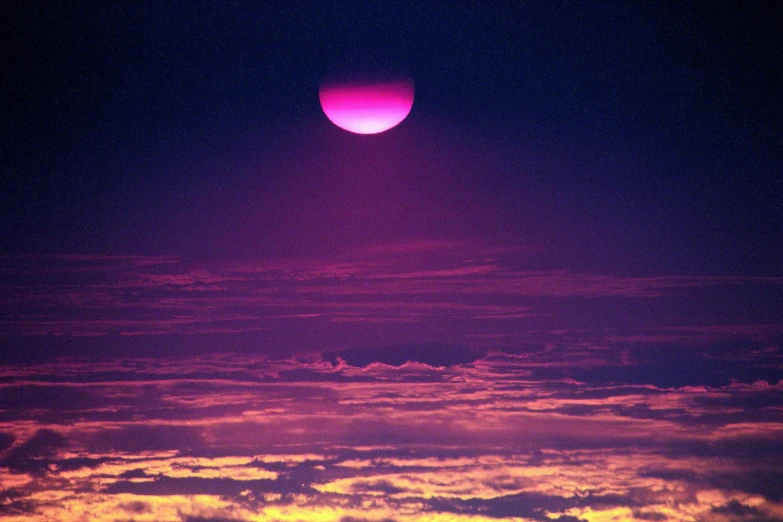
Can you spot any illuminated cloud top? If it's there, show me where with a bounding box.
[1,354,782,521]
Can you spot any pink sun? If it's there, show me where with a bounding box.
[319,77,414,135]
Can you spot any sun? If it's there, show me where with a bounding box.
[319,75,414,134]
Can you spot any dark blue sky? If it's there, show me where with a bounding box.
[3,1,780,276]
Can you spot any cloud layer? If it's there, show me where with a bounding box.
[1,352,782,521]
[1,249,781,520]
[2,247,780,366]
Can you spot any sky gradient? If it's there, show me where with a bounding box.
[2,2,782,521]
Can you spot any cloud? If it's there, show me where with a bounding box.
[2,252,780,360]
[425,491,571,520]
[709,470,783,503]
[517,340,783,386]
[118,499,150,514]
[326,343,484,368]
[642,461,783,504]
[710,500,764,517]
[0,384,100,417]
[1,428,66,475]
[88,425,205,453]
[106,475,315,497]
[1,353,781,521]
[118,468,149,479]
[702,500,783,522]
[632,512,668,521]
[340,518,397,522]
[347,479,407,495]
[422,490,652,520]
[182,517,249,522]
[0,433,14,452]
[0,488,36,517]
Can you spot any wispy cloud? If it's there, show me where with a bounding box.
[2,248,780,358]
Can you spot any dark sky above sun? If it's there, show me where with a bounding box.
[3,1,780,272]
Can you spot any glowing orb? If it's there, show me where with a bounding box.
[319,74,414,135]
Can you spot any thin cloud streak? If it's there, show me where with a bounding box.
[2,249,780,356]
